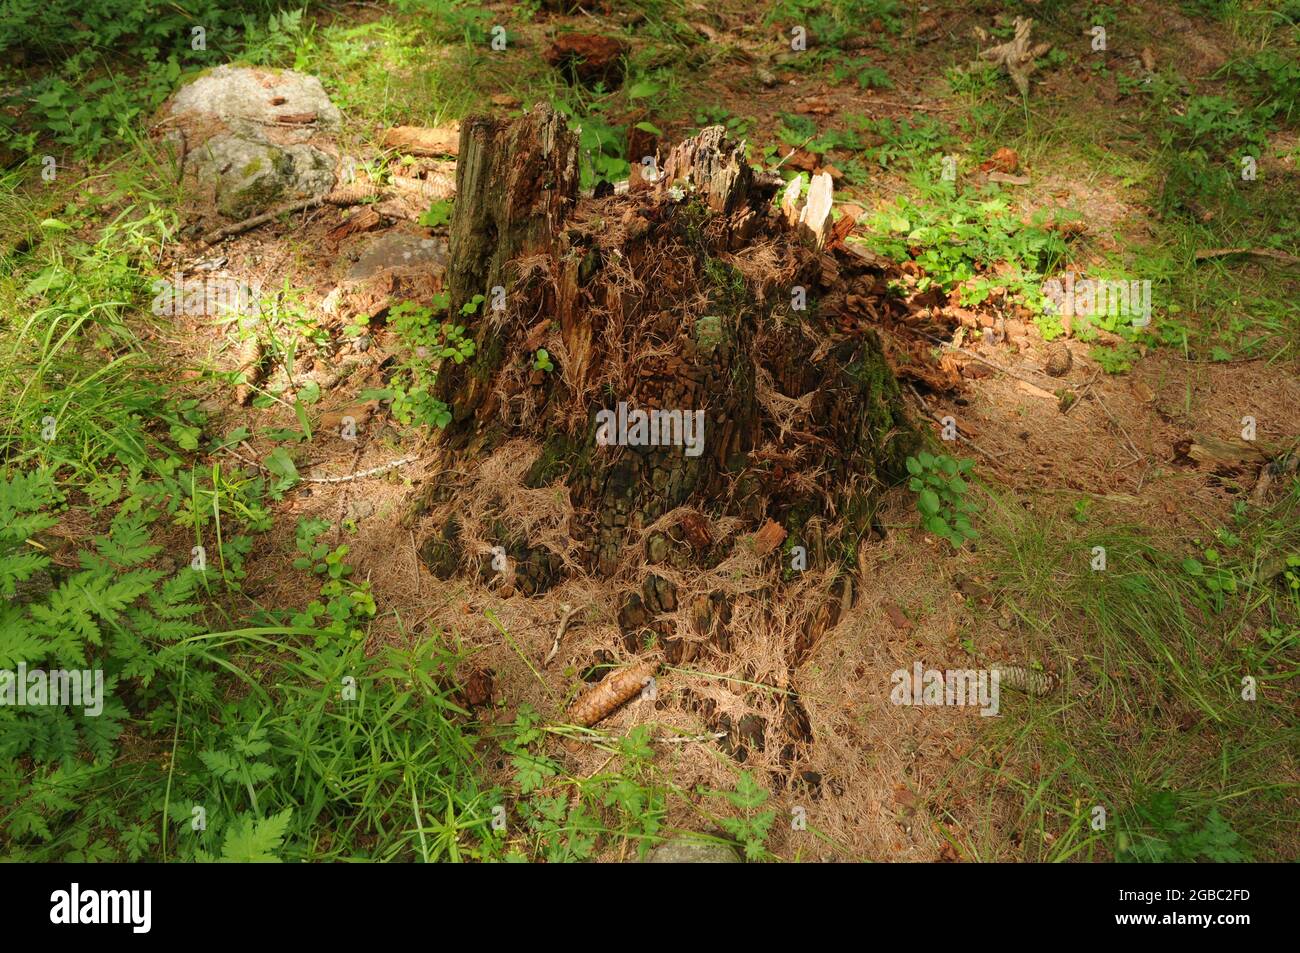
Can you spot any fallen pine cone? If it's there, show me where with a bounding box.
[565,658,659,727]
[992,666,1056,696]
[1044,343,1072,376]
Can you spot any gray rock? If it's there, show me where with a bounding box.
[190,133,336,220]
[645,835,742,863]
[168,65,341,140]
[346,233,448,280]
[165,65,342,219]
[345,499,376,523]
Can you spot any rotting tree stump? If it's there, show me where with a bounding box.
[410,104,915,764]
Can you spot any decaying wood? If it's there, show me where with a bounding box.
[658,123,752,214]
[414,108,916,682]
[382,123,461,157]
[1185,435,1269,470]
[325,205,382,244]
[565,658,659,727]
[751,519,788,557]
[444,103,580,325]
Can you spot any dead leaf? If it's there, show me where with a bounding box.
[980,147,1019,174]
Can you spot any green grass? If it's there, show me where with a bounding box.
[3,0,1298,864]
[956,485,1299,861]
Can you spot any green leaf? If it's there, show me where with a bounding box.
[926,514,950,537]
[293,399,312,441]
[219,809,293,863]
[917,489,941,516]
[264,448,299,484]
[296,380,321,405]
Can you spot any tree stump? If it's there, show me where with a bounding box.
[412,104,915,759]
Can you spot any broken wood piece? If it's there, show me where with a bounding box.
[382,123,461,157]
[325,205,382,244]
[1016,379,1058,401]
[751,518,788,556]
[780,175,803,227]
[1186,435,1269,470]
[800,171,834,248]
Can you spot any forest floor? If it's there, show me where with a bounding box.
[2,0,1297,862]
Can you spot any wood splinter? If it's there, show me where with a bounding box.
[543,603,581,668]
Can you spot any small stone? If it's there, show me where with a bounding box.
[345,499,376,522]
[644,835,742,863]
[346,233,448,280]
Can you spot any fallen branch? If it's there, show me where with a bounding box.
[1061,370,1101,417]
[200,183,386,246]
[1194,247,1300,267]
[908,384,1011,462]
[302,455,418,484]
